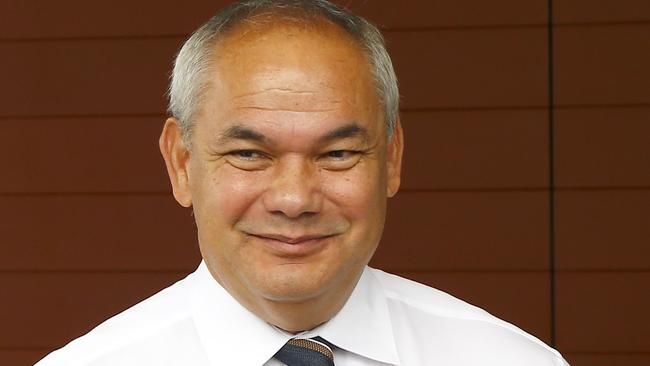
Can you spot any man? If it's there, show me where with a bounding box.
[37,1,569,365]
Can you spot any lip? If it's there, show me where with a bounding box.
[246,232,337,256]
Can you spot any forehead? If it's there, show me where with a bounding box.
[215,19,372,91]
[195,18,383,140]
[215,15,368,66]
[213,21,374,103]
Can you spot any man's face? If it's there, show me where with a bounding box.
[162,21,402,321]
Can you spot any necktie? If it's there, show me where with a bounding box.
[273,337,335,366]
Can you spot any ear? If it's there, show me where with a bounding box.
[159,118,193,207]
[386,117,404,198]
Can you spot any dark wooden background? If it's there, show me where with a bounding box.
[0,1,648,365]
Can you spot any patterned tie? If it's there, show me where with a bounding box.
[273,337,335,366]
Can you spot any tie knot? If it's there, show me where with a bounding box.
[274,337,334,366]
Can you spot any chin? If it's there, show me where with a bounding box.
[251,264,338,303]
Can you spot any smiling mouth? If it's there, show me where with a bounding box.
[248,233,337,244]
[245,232,339,256]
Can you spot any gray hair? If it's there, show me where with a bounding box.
[167,0,399,149]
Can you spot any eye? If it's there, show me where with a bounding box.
[319,150,363,170]
[231,150,264,159]
[226,150,271,170]
[327,150,351,159]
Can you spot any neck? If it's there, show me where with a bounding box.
[259,272,361,333]
[264,297,346,333]
[223,268,364,333]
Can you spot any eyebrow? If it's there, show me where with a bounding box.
[215,122,369,145]
[216,125,268,145]
[318,123,369,144]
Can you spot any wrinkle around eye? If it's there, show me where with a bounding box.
[224,149,273,171]
[318,150,364,170]
[326,150,359,159]
[230,149,267,159]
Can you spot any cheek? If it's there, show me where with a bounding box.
[192,166,266,227]
[322,170,386,270]
[322,165,387,228]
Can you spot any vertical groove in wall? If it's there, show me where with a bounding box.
[547,0,557,348]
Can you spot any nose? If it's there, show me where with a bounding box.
[262,157,323,219]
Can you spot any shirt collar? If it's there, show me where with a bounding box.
[315,267,400,365]
[189,261,291,365]
[189,261,400,365]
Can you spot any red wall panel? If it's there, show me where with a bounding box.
[1,1,648,365]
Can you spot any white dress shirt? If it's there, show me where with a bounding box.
[36,261,569,365]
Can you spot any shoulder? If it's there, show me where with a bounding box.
[35,273,199,366]
[369,268,569,366]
